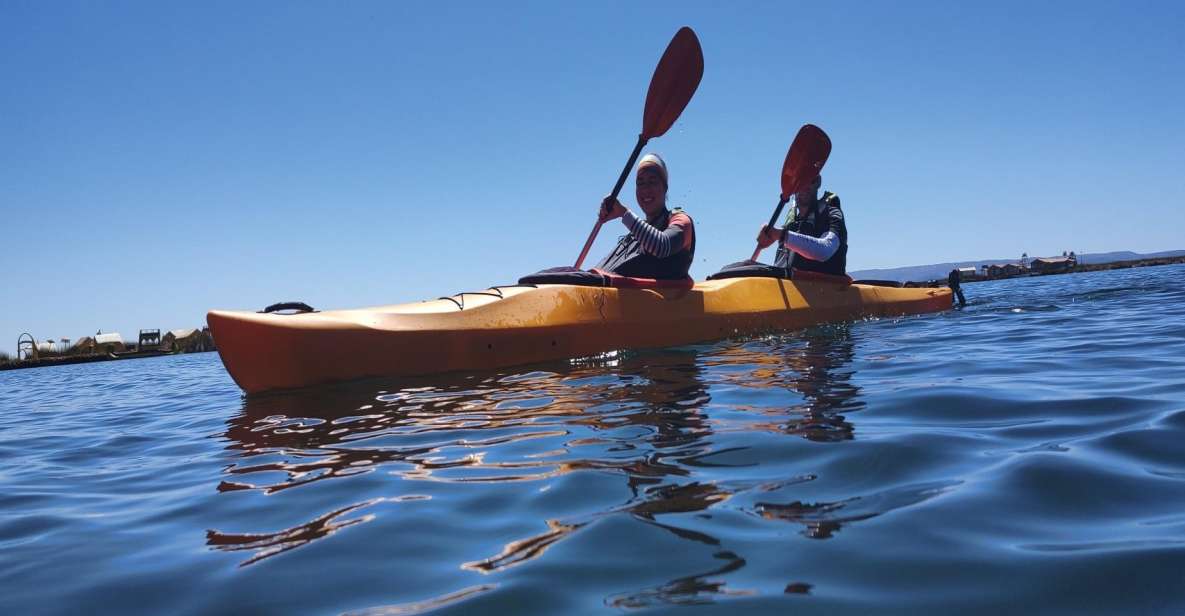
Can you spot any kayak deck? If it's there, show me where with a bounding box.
[208,277,951,394]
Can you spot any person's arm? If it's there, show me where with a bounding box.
[782,230,839,262]
[782,205,844,261]
[621,210,691,258]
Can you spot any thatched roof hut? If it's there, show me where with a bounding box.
[69,337,98,355]
[162,328,215,353]
[163,329,198,351]
[1030,256,1074,273]
[95,333,126,353]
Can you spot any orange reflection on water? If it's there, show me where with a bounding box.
[211,330,866,606]
[206,498,380,566]
[463,519,586,573]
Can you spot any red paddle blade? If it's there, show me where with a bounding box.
[641,27,704,139]
[781,124,832,199]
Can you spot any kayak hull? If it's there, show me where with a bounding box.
[208,278,950,394]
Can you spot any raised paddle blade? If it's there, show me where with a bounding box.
[781,124,832,199]
[641,26,704,139]
[749,124,833,263]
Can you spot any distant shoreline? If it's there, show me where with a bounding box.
[913,255,1185,288]
[851,249,1185,283]
[1,348,215,372]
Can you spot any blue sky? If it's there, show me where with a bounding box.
[2,1,1183,345]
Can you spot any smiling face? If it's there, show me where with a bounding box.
[635,167,667,218]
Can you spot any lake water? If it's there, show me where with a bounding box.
[3,264,1184,615]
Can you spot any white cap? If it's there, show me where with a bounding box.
[637,153,668,186]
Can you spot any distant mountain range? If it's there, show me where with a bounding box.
[849,250,1185,283]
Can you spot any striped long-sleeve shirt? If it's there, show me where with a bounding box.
[620,209,694,258]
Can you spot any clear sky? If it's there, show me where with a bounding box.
[3,1,1183,346]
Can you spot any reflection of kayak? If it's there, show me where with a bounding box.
[208,276,950,394]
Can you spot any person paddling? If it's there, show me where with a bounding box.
[595,153,696,280]
[754,174,847,276]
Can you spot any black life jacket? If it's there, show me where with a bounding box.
[596,207,695,280]
[775,192,847,276]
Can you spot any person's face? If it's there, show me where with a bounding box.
[635,167,667,217]
[795,176,821,206]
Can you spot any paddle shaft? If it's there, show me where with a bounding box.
[750,196,791,262]
[574,135,649,269]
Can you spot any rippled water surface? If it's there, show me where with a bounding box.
[3,265,1185,614]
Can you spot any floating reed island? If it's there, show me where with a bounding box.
[906,254,1185,288]
[2,327,216,371]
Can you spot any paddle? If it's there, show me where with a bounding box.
[573,27,705,269]
[749,124,832,263]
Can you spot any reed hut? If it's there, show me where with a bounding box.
[69,337,98,355]
[94,333,126,354]
[163,329,199,352]
[1030,256,1074,274]
[162,328,216,353]
[985,263,1027,279]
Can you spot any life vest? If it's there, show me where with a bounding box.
[775,192,847,276]
[596,207,695,280]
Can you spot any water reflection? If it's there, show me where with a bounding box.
[464,519,587,573]
[211,352,723,567]
[705,324,862,442]
[456,352,731,577]
[206,499,379,566]
[210,329,873,604]
[606,549,753,609]
[778,324,861,441]
[753,480,962,539]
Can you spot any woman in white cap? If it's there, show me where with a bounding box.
[596,153,696,280]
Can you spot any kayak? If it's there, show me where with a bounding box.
[208,275,951,394]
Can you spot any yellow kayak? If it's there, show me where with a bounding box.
[207,276,950,394]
